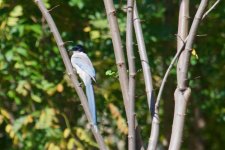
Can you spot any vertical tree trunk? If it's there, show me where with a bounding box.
[126,0,136,150]
[169,0,208,149]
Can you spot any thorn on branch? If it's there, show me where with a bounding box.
[196,34,207,37]
[67,72,72,77]
[185,48,192,51]
[59,41,73,47]
[108,10,117,16]
[129,73,136,78]
[63,41,74,45]
[59,42,64,47]
[184,15,191,19]
[48,5,60,12]
[78,82,82,87]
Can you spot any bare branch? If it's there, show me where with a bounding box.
[148,0,190,148]
[103,0,129,107]
[177,0,190,90]
[33,1,107,149]
[202,0,220,20]
[155,38,187,109]
[147,36,188,150]
[133,1,154,115]
[178,0,208,90]
[103,1,144,149]
[169,0,208,149]
[48,4,60,12]
[126,0,136,149]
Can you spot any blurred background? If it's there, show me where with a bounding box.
[0,0,224,149]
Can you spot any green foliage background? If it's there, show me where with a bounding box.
[0,0,224,149]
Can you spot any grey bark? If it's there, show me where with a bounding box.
[103,1,144,149]
[126,0,136,150]
[169,0,208,150]
[133,1,154,115]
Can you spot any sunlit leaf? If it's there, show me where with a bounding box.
[35,108,55,129]
[10,5,23,17]
[90,30,100,40]
[67,138,75,150]
[31,93,42,103]
[83,26,91,32]
[63,128,71,138]
[1,109,11,120]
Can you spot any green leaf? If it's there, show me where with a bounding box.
[31,94,42,103]
[105,70,115,76]
[10,5,23,17]
[35,108,55,129]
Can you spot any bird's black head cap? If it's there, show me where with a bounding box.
[71,44,85,52]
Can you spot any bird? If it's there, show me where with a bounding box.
[69,45,97,125]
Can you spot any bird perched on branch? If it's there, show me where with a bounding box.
[69,45,97,125]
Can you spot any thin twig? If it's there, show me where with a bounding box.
[48,4,60,12]
[126,0,136,150]
[202,0,220,20]
[147,36,187,150]
[63,40,74,45]
[149,0,188,149]
[33,1,107,149]
[155,38,187,109]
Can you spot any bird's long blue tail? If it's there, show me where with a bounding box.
[85,83,97,125]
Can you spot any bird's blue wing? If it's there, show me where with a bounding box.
[71,57,95,78]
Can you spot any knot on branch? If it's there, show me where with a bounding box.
[107,9,116,16]
[59,42,64,47]
[133,17,140,22]
[175,87,191,103]
[126,6,133,12]
[128,135,134,139]
[129,73,136,78]
[67,72,72,77]
[117,62,125,67]
[184,15,191,19]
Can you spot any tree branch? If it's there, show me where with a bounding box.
[177,0,190,89]
[103,0,129,110]
[169,0,208,149]
[103,1,144,149]
[33,1,107,149]
[133,1,154,115]
[178,0,208,90]
[202,0,220,20]
[126,0,136,149]
[147,0,190,144]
